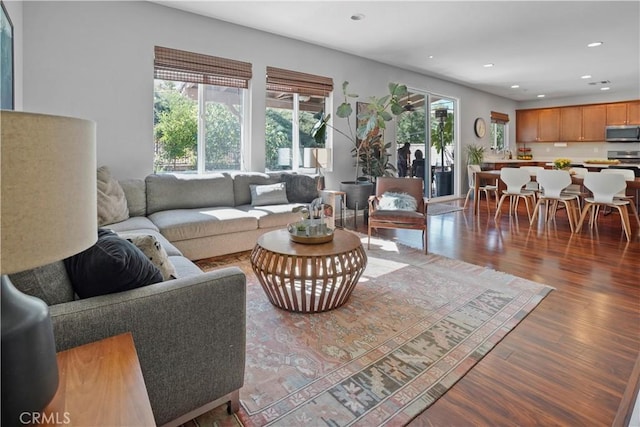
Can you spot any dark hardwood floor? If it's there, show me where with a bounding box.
[356,198,639,426]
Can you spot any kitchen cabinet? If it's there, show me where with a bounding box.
[516,108,560,143]
[607,101,640,125]
[560,105,606,142]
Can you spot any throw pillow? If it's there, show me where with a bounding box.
[250,182,289,206]
[122,234,176,281]
[63,229,163,299]
[378,192,418,211]
[97,165,129,226]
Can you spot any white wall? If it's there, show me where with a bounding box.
[22,1,517,189]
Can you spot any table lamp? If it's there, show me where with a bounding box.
[1,111,97,426]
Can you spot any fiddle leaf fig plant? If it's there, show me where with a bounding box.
[311,81,408,182]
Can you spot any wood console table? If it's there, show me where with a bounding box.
[37,333,155,427]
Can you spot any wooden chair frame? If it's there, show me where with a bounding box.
[367,177,428,253]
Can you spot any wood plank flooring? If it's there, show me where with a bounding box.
[356,198,639,426]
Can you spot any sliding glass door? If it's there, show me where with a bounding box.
[397,90,458,199]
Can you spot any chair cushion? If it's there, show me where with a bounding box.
[370,210,426,224]
[64,229,163,299]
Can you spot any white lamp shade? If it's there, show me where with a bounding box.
[1,111,97,274]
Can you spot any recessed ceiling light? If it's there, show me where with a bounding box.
[600,87,610,91]
[483,63,494,68]
[537,94,545,98]
[511,85,520,89]
[581,75,592,79]
[350,13,365,21]
[428,55,434,59]
[587,41,603,48]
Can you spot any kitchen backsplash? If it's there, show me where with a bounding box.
[500,141,640,161]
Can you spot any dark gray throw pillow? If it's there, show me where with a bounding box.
[64,228,163,299]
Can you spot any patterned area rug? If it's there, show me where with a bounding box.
[194,236,552,427]
[426,203,465,216]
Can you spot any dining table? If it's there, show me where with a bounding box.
[473,169,640,215]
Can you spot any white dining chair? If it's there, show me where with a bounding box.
[576,172,633,241]
[600,168,640,228]
[519,166,544,198]
[529,169,580,232]
[495,168,537,222]
[562,167,589,208]
[463,164,498,211]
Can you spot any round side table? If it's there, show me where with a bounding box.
[250,229,367,313]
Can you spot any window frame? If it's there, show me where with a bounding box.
[153,46,252,174]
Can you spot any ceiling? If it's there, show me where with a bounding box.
[152,1,640,102]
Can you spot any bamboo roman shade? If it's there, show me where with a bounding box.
[266,67,333,97]
[154,46,252,89]
[490,111,510,124]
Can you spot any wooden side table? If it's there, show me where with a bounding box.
[251,229,367,313]
[36,333,155,427]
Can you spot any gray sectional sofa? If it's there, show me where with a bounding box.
[109,171,321,260]
[10,171,321,426]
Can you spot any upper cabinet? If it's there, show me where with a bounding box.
[560,105,606,142]
[517,100,639,143]
[516,108,560,143]
[607,101,640,125]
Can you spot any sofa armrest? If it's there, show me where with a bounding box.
[49,267,246,426]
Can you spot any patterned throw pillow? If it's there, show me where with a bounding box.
[123,234,176,281]
[378,192,418,211]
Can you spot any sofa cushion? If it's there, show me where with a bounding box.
[231,172,281,206]
[235,204,305,229]
[118,179,146,217]
[105,216,159,233]
[8,261,75,305]
[97,165,129,226]
[124,234,176,281]
[148,208,258,242]
[168,256,203,278]
[146,173,235,214]
[64,229,163,299]
[250,182,289,206]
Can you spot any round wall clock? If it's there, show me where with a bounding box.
[474,118,486,138]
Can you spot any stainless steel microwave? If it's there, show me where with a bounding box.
[606,125,640,142]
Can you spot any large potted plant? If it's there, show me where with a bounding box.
[312,81,407,209]
[431,108,454,196]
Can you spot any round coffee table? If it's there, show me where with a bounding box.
[250,229,367,313]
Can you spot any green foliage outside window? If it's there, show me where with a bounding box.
[154,83,197,171]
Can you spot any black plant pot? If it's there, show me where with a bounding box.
[434,171,453,196]
[340,181,374,211]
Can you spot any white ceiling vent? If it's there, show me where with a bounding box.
[588,80,611,86]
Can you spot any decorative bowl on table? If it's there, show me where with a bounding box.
[287,220,334,244]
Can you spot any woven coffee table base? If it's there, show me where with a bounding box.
[251,235,367,313]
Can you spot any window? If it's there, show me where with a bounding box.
[265,67,333,172]
[490,111,510,152]
[153,46,252,173]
